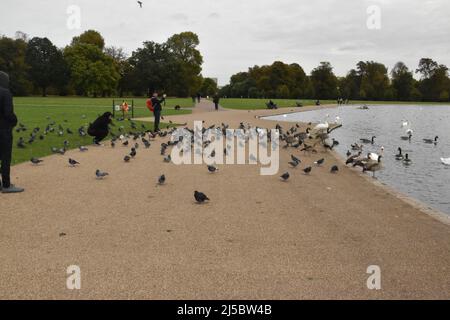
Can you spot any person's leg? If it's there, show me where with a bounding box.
[154,111,160,131]
[0,130,13,188]
[95,130,108,143]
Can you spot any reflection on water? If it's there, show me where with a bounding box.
[265,104,450,215]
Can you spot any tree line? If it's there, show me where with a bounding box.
[220,59,450,102]
[1,30,449,102]
[0,30,218,97]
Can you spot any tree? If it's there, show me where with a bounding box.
[199,78,218,97]
[356,61,390,100]
[71,30,105,50]
[0,36,32,95]
[310,62,338,99]
[64,42,119,97]
[391,62,415,101]
[25,37,65,96]
[166,32,203,96]
[416,58,450,101]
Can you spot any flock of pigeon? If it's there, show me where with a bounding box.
[25,115,347,204]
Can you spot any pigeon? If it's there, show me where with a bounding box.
[315,158,325,166]
[207,165,218,173]
[96,169,109,179]
[303,166,312,175]
[194,191,210,203]
[111,140,116,148]
[291,155,301,163]
[124,155,131,162]
[330,165,339,173]
[17,137,26,148]
[30,157,43,165]
[130,148,137,158]
[280,172,290,181]
[68,158,80,166]
[163,155,171,163]
[122,140,129,146]
[158,174,166,185]
[79,146,88,152]
[288,161,300,168]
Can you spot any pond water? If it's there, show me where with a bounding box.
[264,104,450,215]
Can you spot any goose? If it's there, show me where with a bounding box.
[401,120,409,128]
[351,143,363,151]
[360,136,376,144]
[363,156,383,178]
[395,147,404,160]
[403,154,412,165]
[346,150,352,157]
[423,136,439,144]
[346,152,362,165]
[441,157,450,166]
[353,153,372,168]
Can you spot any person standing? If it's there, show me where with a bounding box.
[88,112,113,145]
[213,94,220,111]
[0,71,24,193]
[151,93,165,132]
[197,92,201,103]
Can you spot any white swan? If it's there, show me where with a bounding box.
[314,121,329,131]
[441,158,450,166]
[401,120,409,128]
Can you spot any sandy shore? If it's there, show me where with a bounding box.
[1,100,449,299]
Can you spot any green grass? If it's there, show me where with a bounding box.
[218,98,450,110]
[11,97,193,165]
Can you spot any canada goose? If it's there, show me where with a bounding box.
[360,136,376,144]
[346,152,362,165]
[403,154,412,165]
[353,153,372,168]
[395,147,404,160]
[423,136,439,144]
[363,156,383,178]
[346,150,352,157]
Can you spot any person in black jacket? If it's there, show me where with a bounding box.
[0,71,24,193]
[213,94,220,111]
[88,112,113,145]
[151,93,165,132]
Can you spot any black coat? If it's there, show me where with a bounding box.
[0,87,17,130]
[89,113,112,132]
[151,97,164,113]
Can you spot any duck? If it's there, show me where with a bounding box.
[360,136,376,144]
[403,154,412,165]
[423,136,439,144]
[395,147,404,160]
[401,132,412,141]
[363,156,383,178]
[351,143,363,151]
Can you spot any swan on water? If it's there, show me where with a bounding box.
[441,158,450,166]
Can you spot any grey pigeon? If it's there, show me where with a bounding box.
[280,172,290,181]
[194,191,210,203]
[30,157,43,165]
[158,174,166,185]
[69,158,80,166]
[96,169,109,179]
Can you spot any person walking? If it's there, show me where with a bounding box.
[0,71,24,193]
[88,112,113,145]
[213,94,220,111]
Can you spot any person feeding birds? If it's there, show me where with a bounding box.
[147,93,165,132]
[88,112,113,145]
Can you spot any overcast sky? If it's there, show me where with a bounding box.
[1,0,449,85]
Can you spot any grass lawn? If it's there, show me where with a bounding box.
[218,98,450,110]
[10,97,193,165]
